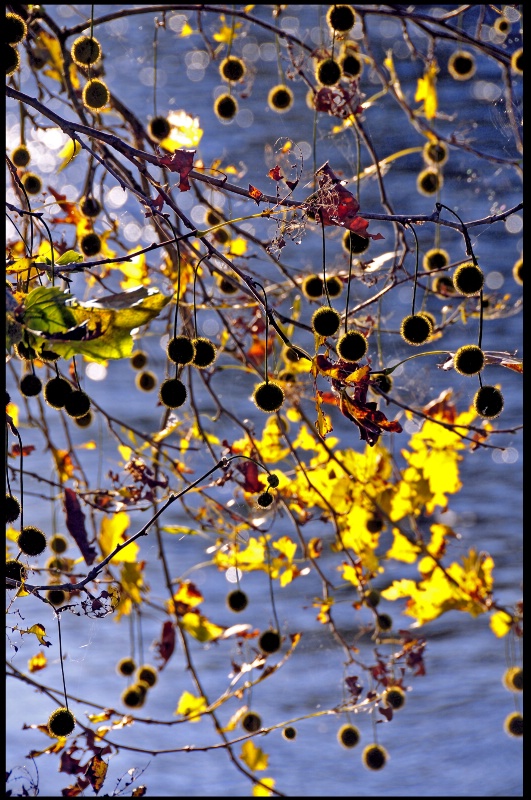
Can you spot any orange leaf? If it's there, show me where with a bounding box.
[249,184,264,204]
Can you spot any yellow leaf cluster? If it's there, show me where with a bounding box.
[240,740,269,771]
[415,61,439,120]
[180,611,224,642]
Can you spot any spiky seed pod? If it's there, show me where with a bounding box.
[219,56,246,83]
[257,491,273,508]
[311,306,341,337]
[44,377,73,409]
[343,229,370,255]
[46,556,68,573]
[418,311,436,331]
[121,685,145,708]
[511,48,523,75]
[218,276,238,294]
[148,115,171,141]
[49,534,68,554]
[267,474,280,488]
[278,369,296,382]
[366,515,384,533]
[22,173,43,195]
[253,381,285,413]
[136,664,158,688]
[39,347,60,362]
[6,560,26,588]
[11,145,31,168]
[17,526,47,557]
[493,17,511,36]
[400,314,432,346]
[6,494,21,524]
[512,258,523,285]
[64,390,91,418]
[473,385,504,419]
[242,712,262,732]
[364,589,381,608]
[130,350,148,370]
[385,686,406,710]
[15,341,37,361]
[135,680,150,698]
[71,35,101,67]
[116,657,136,677]
[433,276,457,296]
[453,345,485,376]
[504,712,523,737]
[453,262,484,296]
[48,707,76,738]
[362,743,388,770]
[7,44,21,77]
[448,50,476,80]
[326,5,356,32]
[167,335,195,366]
[82,78,110,110]
[135,371,157,392]
[191,338,217,368]
[74,411,92,428]
[282,346,303,364]
[376,613,393,632]
[325,276,343,299]
[337,330,368,362]
[80,195,101,218]
[338,724,361,749]
[423,141,449,166]
[47,588,67,606]
[214,94,238,120]
[371,374,393,394]
[20,374,42,397]
[226,589,249,612]
[503,666,523,692]
[417,168,443,196]
[6,12,28,45]
[341,52,362,78]
[259,629,281,654]
[302,275,324,299]
[80,232,102,257]
[316,58,342,86]
[206,209,222,227]
[423,247,449,271]
[282,726,297,740]
[159,378,187,409]
[268,84,294,113]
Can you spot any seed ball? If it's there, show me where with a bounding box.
[371,374,393,394]
[326,4,356,32]
[218,276,238,294]
[6,494,21,524]
[504,712,523,737]
[325,276,343,299]
[117,657,136,677]
[422,141,449,166]
[214,94,238,120]
[80,232,102,257]
[71,35,101,67]
[362,743,388,770]
[268,84,294,113]
[6,559,26,588]
[7,44,20,76]
[400,314,432,346]
[46,556,68,573]
[22,173,43,195]
[121,685,145,708]
[136,664,158,688]
[253,381,285,413]
[337,330,367,362]
[6,12,28,45]
[448,50,476,80]
[48,707,76,738]
[267,474,280,488]
[136,371,157,392]
[503,666,523,692]
[167,335,195,366]
[258,629,281,654]
[417,168,442,196]
[147,115,171,141]
[453,345,485,376]
[364,589,381,608]
[512,258,523,285]
[511,48,523,75]
[494,17,511,36]
[376,613,393,632]
[74,411,93,428]
[17,525,47,557]
[64,390,91,418]
[257,492,273,508]
[433,276,457,296]
[453,263,484,296]
[423,248,449,271]
[39,347,60,362]
[44,377,73,409]
[47,588,67,606]
[338,724,360,749]
[49,534,68,554]
[20,374,42,397]
[242,712,262,733]
[282,726,297,740]
[191,338,217,368]
[226,589,248,612]
[385,686,406,710]
[159,378,187,409]
[80,195,101,218]
[302,275,324,299]
[130,350,148,370]
[316,58,342,86]
[473,385,504,419]
[341,52,362,78]
[11,145,31,168]
[82,79,110,110]
[15,341,37,360]
[219,56,246,83]
[366,515,384,534]
[311,306,341,337]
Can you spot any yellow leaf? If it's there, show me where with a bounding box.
[57,139,82,172]
[77,440,97,450]
[28,652,47,672]
[51,448,76,482]
[181,612,224,642]
[6,526,19,543]
[229,237,248,256]
[111,250,150,291]
[118,445,132,462]
[99,512,139,562]
[415,61,439,120]
[6,402,19,427]
[253,778,276,796]
[240,740,269,772]
[490,610,513,638]
[173,581,203,608]
[175,690,207,721]
[180,22,195,37]
[27,624,52,647]
[213,15,241,44]
[159,110,203,150]
[386,528,421,563]
[340,562,362,588]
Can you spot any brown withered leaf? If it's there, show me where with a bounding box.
[64,488,97,565]
[248,184,264,204]
[158,149,195,191]
[85,754,108,794]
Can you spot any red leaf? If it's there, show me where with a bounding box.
[10,444,35,457]
[268,165,283,181]
[315,162,383,241]
[237,460,262,493]
[154,620,176,670]
[64,488,97,565]
[248,184,264,204]
[158,149,195,191]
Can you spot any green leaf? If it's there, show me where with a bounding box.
[56,250,84,265]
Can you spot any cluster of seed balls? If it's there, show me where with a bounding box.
[502,666,523,739]
[116,658,159,709]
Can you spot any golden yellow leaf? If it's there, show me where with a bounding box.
[99,512,139,563]
[28,652,47,672]
[253,777,276,796]
[386,528,421,563]
[415,61,439,120]
[180,612,224,642]
[240,740,269,772]
[490,610,513,638]
[175,690,207,721]
[57,139,82,172]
